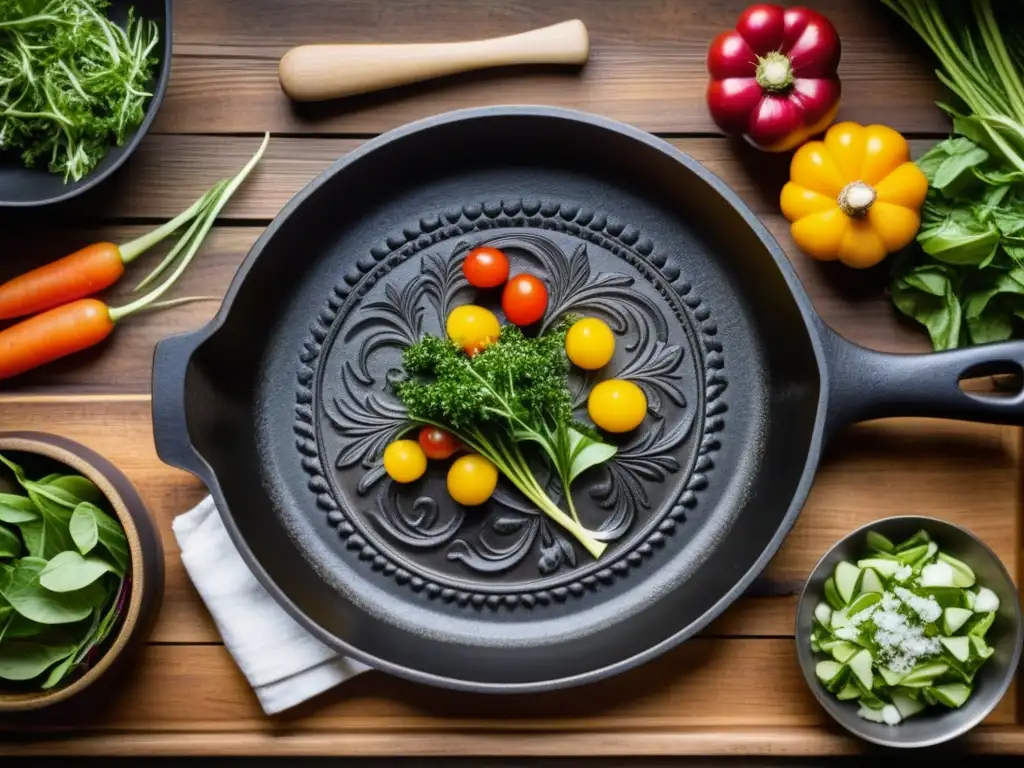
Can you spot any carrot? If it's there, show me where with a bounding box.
[0,134,270,381]
[0,166,231,321]
[0,300,114,380]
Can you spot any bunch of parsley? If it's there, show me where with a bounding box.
[0,0,159,182]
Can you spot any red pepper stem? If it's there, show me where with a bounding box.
[755,51,794,92]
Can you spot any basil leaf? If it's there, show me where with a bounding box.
[26,482,83,510]
[69,505,99,555]
[0,641,78,682]
[46,476,104,506]
[70,503,128,575]
[0,525,21,559]
[39,551,117,593]
[0,495,37,524]
[892,265,963,351]
[0,557,104,625]
[566,428,617,484]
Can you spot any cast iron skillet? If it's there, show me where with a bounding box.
[152,106,1024,693]
[0,0,172,207]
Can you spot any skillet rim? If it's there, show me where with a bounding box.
[160,105,833,692]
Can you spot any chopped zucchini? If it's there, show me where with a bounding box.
[921,688,938,706]
[891,690,926,719]
[894,544,930,566]
[856,557,900,579]
[967,611,996,638]
[847,649,874,690]
[823,576,845,611]
[939,636,970,663]
[830,641,860,663]
[830,610,851,630]
[920,560,955,587]
[834,561,861,604]
[858,567,885,595]
[878,666,904,686]
[964,589,976,610]
[810,638,820,653]
[900,662,949,687]
[833,626,860,642]
[931,682,972,708]
[942,606,973,634]
[855,678,886,709]
[916,586,966,609]
[937,552,976,588]
[974,587,1000,613]
[895,528,931,552]
[846,591,882,617]
[814,602,832,628]
[969,635,994,660]
[857,704,886,723]
[866,530,895,554]
[836,680,861,700]
[815,659,844,685]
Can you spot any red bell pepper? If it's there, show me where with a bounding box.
[706,4,842,152]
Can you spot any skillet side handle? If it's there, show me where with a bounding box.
[822,329,1024,433]
[151,331,210,481]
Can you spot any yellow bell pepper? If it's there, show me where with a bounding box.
[780,122,928,268]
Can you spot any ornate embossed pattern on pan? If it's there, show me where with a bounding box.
[294,199,727,610]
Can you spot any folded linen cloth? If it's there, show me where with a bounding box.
[172,496,370,714]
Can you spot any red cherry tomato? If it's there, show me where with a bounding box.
[418,427,459,460]
[462,247,510,288]
[502,274,548,326]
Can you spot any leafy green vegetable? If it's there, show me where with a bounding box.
[395,322,615,558]
[0,0,160,182]
[883,1,1024,348]
[0,452,127,690]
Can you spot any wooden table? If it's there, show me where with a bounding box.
[1,0,1021,757]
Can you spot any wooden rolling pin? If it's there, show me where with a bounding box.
[278,20,590,103]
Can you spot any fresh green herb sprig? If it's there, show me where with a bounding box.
[396,322,616,559]
[882,0,1024,348]
[0,0,159,182]
[0,453,129,690]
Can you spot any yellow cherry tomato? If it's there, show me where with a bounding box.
[446,304,500,355]
[565,317,615,370]
[446,453,498,506]
[780,122,928,269]
[588,379,647,433]
[383,440,427,484]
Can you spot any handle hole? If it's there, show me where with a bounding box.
[958,361,1023,399]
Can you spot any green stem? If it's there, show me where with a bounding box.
[119,182,225,264]
[109,133,269,322]
[974,0,1024,123]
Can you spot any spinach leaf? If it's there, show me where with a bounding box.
[41,606,104,690]
[0,494,37,524]
[70,503,128,575]
[19,493,75,560]
[0,641,78,682]
[46,476,104,507]
[39,551,117,593]
[0,557,104,625]
[963,270,1024,344]
[932,139,989,196]
[919,210,1001,266]
[0,525,21,559]
[891,265,963,350]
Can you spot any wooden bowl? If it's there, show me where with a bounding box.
[0,432,164,711]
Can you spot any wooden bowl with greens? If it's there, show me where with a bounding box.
[0,433,163,711]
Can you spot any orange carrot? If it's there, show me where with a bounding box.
[0,299,114,380]
[0,179,228,321]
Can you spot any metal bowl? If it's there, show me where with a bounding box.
[0,0,172,208]
[795,515,1023,748]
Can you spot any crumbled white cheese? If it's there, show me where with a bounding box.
[920,561,955,587]
[893,586,942,624]
[894,564,912,582]
[850,604,878,627]
[871,588,942,673]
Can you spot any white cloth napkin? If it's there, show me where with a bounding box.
[172,496,370,714]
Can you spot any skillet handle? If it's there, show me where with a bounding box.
[151,330,211,482]
[823,329,1024,433]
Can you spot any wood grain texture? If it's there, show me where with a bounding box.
[0,401,1016,649]
[154,0,948,135]
[0,642,1014,738]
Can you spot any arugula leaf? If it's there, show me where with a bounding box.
[0,641,78,682]
[0,557,104,625]
[70,502,128,575]
[0,525,21,559]
[38,551,117,593]
[892,264,963,350]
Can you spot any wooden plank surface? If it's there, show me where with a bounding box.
[1,0,1023,757]
[153,0,948,135]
